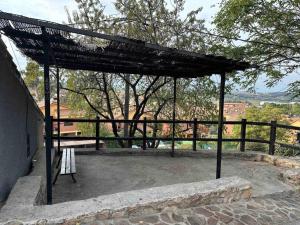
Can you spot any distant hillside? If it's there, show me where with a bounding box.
[225,92,300,103]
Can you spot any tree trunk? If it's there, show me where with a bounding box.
[124,74,130,148]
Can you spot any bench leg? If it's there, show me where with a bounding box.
[71,174,77,183]
[53,153,63,185]
[52,168,61,185]
[56,153,62,168]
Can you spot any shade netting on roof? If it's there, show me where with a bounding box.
[0,11,252,77]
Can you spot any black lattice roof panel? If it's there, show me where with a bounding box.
[0,11,253,77]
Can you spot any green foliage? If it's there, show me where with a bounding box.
[177,141,192,150]
[160,78,218,121]
[23,60,58,101]
[23,60,44,101]
[265,103,300,116]
[223,142,238,151]
[62,0,219,148]
[197,141,216,150]
[214,0,300,95]
[274,144,297,157]
[105,140,122,148]
[291,104,300,115]
[77,122,95,136]
[245,142,267,153]
[76,122,111,137]
[114,0,207,50]
[232,104,290,143]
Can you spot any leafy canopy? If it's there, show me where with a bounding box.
[214,0,300,95]
[63,0,218,136]
[23,60,44,101]
[232,104,290,142]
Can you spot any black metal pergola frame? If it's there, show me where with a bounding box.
[0,11,252,204]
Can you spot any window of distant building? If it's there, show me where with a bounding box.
[64,122,73,126]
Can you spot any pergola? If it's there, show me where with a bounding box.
[0,11,252,204]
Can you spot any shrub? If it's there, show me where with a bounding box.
[275,144,297,157]
[245,142,267,152]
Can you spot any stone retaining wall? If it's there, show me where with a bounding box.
[280,169,300,186]
[0,176,251,225]
[3,176,46,208]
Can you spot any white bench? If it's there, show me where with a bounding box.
[53,148,77,184]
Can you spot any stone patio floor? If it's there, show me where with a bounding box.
[92,191,300,225]
[52,154,292,203]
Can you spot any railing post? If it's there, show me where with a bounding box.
[96,116,100,150]
[50,116,53,149]
[193,118,197,151]
[143,117,147,150]
[269,120,277,155]
[240,118,247,152]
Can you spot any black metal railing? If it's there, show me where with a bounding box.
[50,117,300,155]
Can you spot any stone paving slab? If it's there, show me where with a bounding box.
[94,191,300,225]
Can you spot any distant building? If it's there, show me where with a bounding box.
[113,111,154,134]
[38,100,81,136]
[114,110,210,138]
[223,102,251,135]
[286,117,300,143]
[224,102,250,120]
[38,101,104,148]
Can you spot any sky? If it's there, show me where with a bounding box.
[0,0,297,93]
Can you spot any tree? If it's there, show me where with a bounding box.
[214,0,300,96]
[264,103,300,116]
[23,60,58,101]
[63,0,218,147]
[23,60,44,101]
[292,104,300,115]
[232,105,290,142]
[64,70,173,147]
